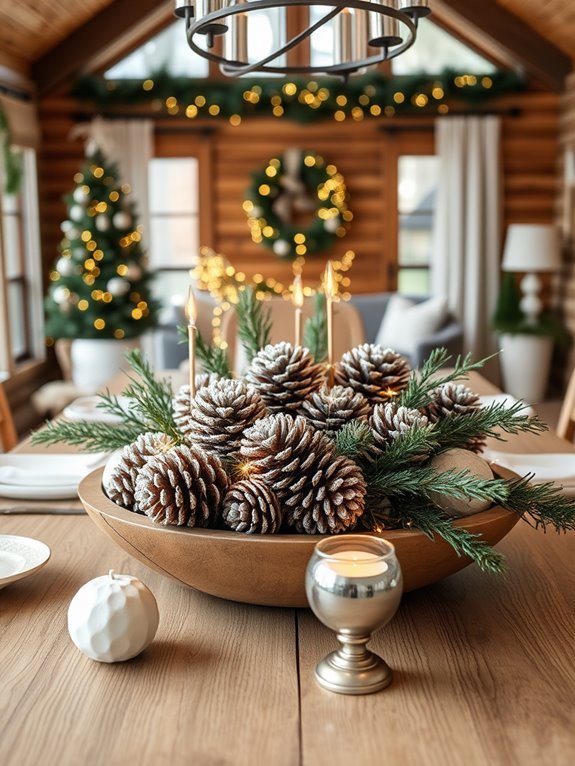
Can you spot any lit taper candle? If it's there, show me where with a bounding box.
[325,261,336,386]
[185,286,198,401]
[292,274,304,346]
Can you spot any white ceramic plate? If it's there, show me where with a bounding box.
[0,453,108,500]
[63,395,133,424]
[485,450,575,483]
[0,535,51,589]
[479,395,534,415]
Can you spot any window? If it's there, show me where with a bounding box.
[148,158,200,301]
[309,7,335,70]
[105,22,209,79]
[397,156,438,295]
[392,21,496,75]
[243,7,286,73]
[0,148,44,372]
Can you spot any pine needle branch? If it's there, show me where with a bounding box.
[236,286,271,362]
[399,349,495,410]
[366,465,510,505]
[393,503,507,574]
[432,401,547,451]
[178,325,231,377]
[121,349,180,439]
[367,424,440,471]
[504,477,575,532]
[31,419,142,452]
[304,292,327,362]
[333,421,374,459]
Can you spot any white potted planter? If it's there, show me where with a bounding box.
[498,333,554,404]
[70,338,139,392]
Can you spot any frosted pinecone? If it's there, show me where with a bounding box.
[182,378,266,458]
[425,382,485,453]
[240,413,366,534]
[104,432,175,511]
[173,373,220,435]
[222,477,282,534]
[335,344,410,404]
[134,445,229,527]
[370,402,430,462]
[299,385,370,438]
[246,342,324,413]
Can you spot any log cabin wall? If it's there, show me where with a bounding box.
[558,73,575,380]
[38,89,560,296]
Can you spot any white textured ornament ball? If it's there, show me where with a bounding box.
[60,220,74,234]
[69,205,84,222]
[95,214,110,232]
[429,448,494,517]
[52,285,71,304]
[323,217,340,233]
[67,570,159,663]
[106,277,130,297]
[73,186,89,204]
[273,239,291,257]
[113,211,132,230]
[56,257,75,277]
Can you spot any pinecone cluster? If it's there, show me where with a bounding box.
[223,477,282,534]
[173,373,220,435]
[246,342,324,413]
[300,385,370,437]
[335,344,410,404]
[425,382,485,452]
[182,378,267,458]
[240,413,366,534]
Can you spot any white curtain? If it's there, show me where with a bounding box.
[72,117,153,246]
[431,116,501,364]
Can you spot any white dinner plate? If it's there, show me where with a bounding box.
[479,395,534,415]
[484,450,575,484]
[0,453,108,500]
[63,395,133,424]
[0,535,51,589]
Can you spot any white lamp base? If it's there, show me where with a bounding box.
[498,334,553,403]
[519,273,543,324]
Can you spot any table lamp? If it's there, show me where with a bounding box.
[502,224,561,323]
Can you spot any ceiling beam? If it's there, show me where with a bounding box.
[431,0,571,92]
[32,0,170,96]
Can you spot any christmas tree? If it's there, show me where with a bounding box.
[45,149,160,340]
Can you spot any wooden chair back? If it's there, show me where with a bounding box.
[557,368,575,441]
[0,382,17,451]
[220,297,365,373]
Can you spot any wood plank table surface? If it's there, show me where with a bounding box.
[1,372,574,766]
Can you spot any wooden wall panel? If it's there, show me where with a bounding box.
[37,91,560,298]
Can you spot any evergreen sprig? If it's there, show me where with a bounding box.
[399,348,490,410]
[333,421,373,459]
[236,286,272,362]
[304,292,327,362]
[432,401,547,451]
[394,503,507,574]
[504,477,575,533]
[178,324,231,377]
[31,419,142,452]
[366,425,440,471]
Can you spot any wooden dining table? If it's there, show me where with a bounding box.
[1,371,574,766]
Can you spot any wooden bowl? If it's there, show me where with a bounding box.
[79,467,520,607]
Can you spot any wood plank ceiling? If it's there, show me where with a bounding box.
[0,0,115,62]
[497,0,575,58]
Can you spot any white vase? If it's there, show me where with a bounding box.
[498,334,553,404]
[70,338,139,392]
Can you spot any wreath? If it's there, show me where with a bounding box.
[243,149,351,260]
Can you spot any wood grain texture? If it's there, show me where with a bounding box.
[0,516,299,766]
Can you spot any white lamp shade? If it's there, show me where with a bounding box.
[502,224,561,272]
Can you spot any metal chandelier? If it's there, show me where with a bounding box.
[174,0,430,78]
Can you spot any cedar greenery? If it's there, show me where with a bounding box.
[236,286,272,362]
[303,292,328,362]
[177,324,232,378]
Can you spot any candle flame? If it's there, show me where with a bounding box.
[185,286,197,325]
[292,274,304,308]
[324,261,336,298]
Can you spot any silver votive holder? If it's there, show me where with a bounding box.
[305,535,403,695]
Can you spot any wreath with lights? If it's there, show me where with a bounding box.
[243,149,351,260]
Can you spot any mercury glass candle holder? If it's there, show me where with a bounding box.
[305,535,403,695]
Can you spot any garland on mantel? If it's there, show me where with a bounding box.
[72,69,526,124]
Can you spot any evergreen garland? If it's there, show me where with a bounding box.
[0,101,23,194]
[71,69,526,124]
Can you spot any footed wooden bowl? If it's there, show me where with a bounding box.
[79,467,520,608]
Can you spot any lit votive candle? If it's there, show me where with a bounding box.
[306,535,403,695]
